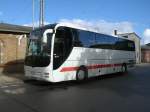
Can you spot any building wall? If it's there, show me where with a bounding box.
[0,33,27,66]
[141,49,150,63]
[127,34,141,64]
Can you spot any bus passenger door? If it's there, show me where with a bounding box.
[53,27,73,70]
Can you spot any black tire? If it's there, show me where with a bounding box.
[76,66,88,81]
[122,64,127,73]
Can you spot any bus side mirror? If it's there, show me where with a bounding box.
[43,29,54,43]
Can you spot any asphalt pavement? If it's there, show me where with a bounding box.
[0,63,150,112]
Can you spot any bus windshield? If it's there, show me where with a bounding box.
[25,29,53,67]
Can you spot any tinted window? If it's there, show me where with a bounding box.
[115,38,127,50]
[53,27,73,69]
[72,29,82,46]
[115,38,135,51]
[94,34,117,49]
[128,40,135,51]
[71,29,135,51]
[76,30,95,47]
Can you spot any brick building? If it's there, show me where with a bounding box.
[0,23,32,72]
[141,44,150,63]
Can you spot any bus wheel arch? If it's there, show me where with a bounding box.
[76,66,88,81]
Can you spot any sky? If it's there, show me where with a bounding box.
[0,0,150,44]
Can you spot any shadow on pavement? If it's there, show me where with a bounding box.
[1,59,25,80]
[23,65,150,98]
[23,72,127,90]
[1,62,150,99]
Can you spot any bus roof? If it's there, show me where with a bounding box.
[32,22,134,41]
[56,22,133,41]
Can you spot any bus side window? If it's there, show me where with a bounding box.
[128,41,135,51]
[72,29,83,47]
[73,30,95,47]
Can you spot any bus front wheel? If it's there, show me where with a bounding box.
[76,66,88,81]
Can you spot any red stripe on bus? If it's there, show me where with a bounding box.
[60,63,122,72]
[60,67,79,72]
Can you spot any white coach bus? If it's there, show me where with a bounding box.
[24,22,136,82]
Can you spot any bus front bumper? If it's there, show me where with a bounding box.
[24,66,53,82]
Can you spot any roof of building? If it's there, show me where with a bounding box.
[0,23,32,34]
[141,44,150,50]
[117,32,141,39]
[146,43,150,46]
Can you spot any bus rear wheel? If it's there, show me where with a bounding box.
[76,67,88,81]
[122,64,127,73]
